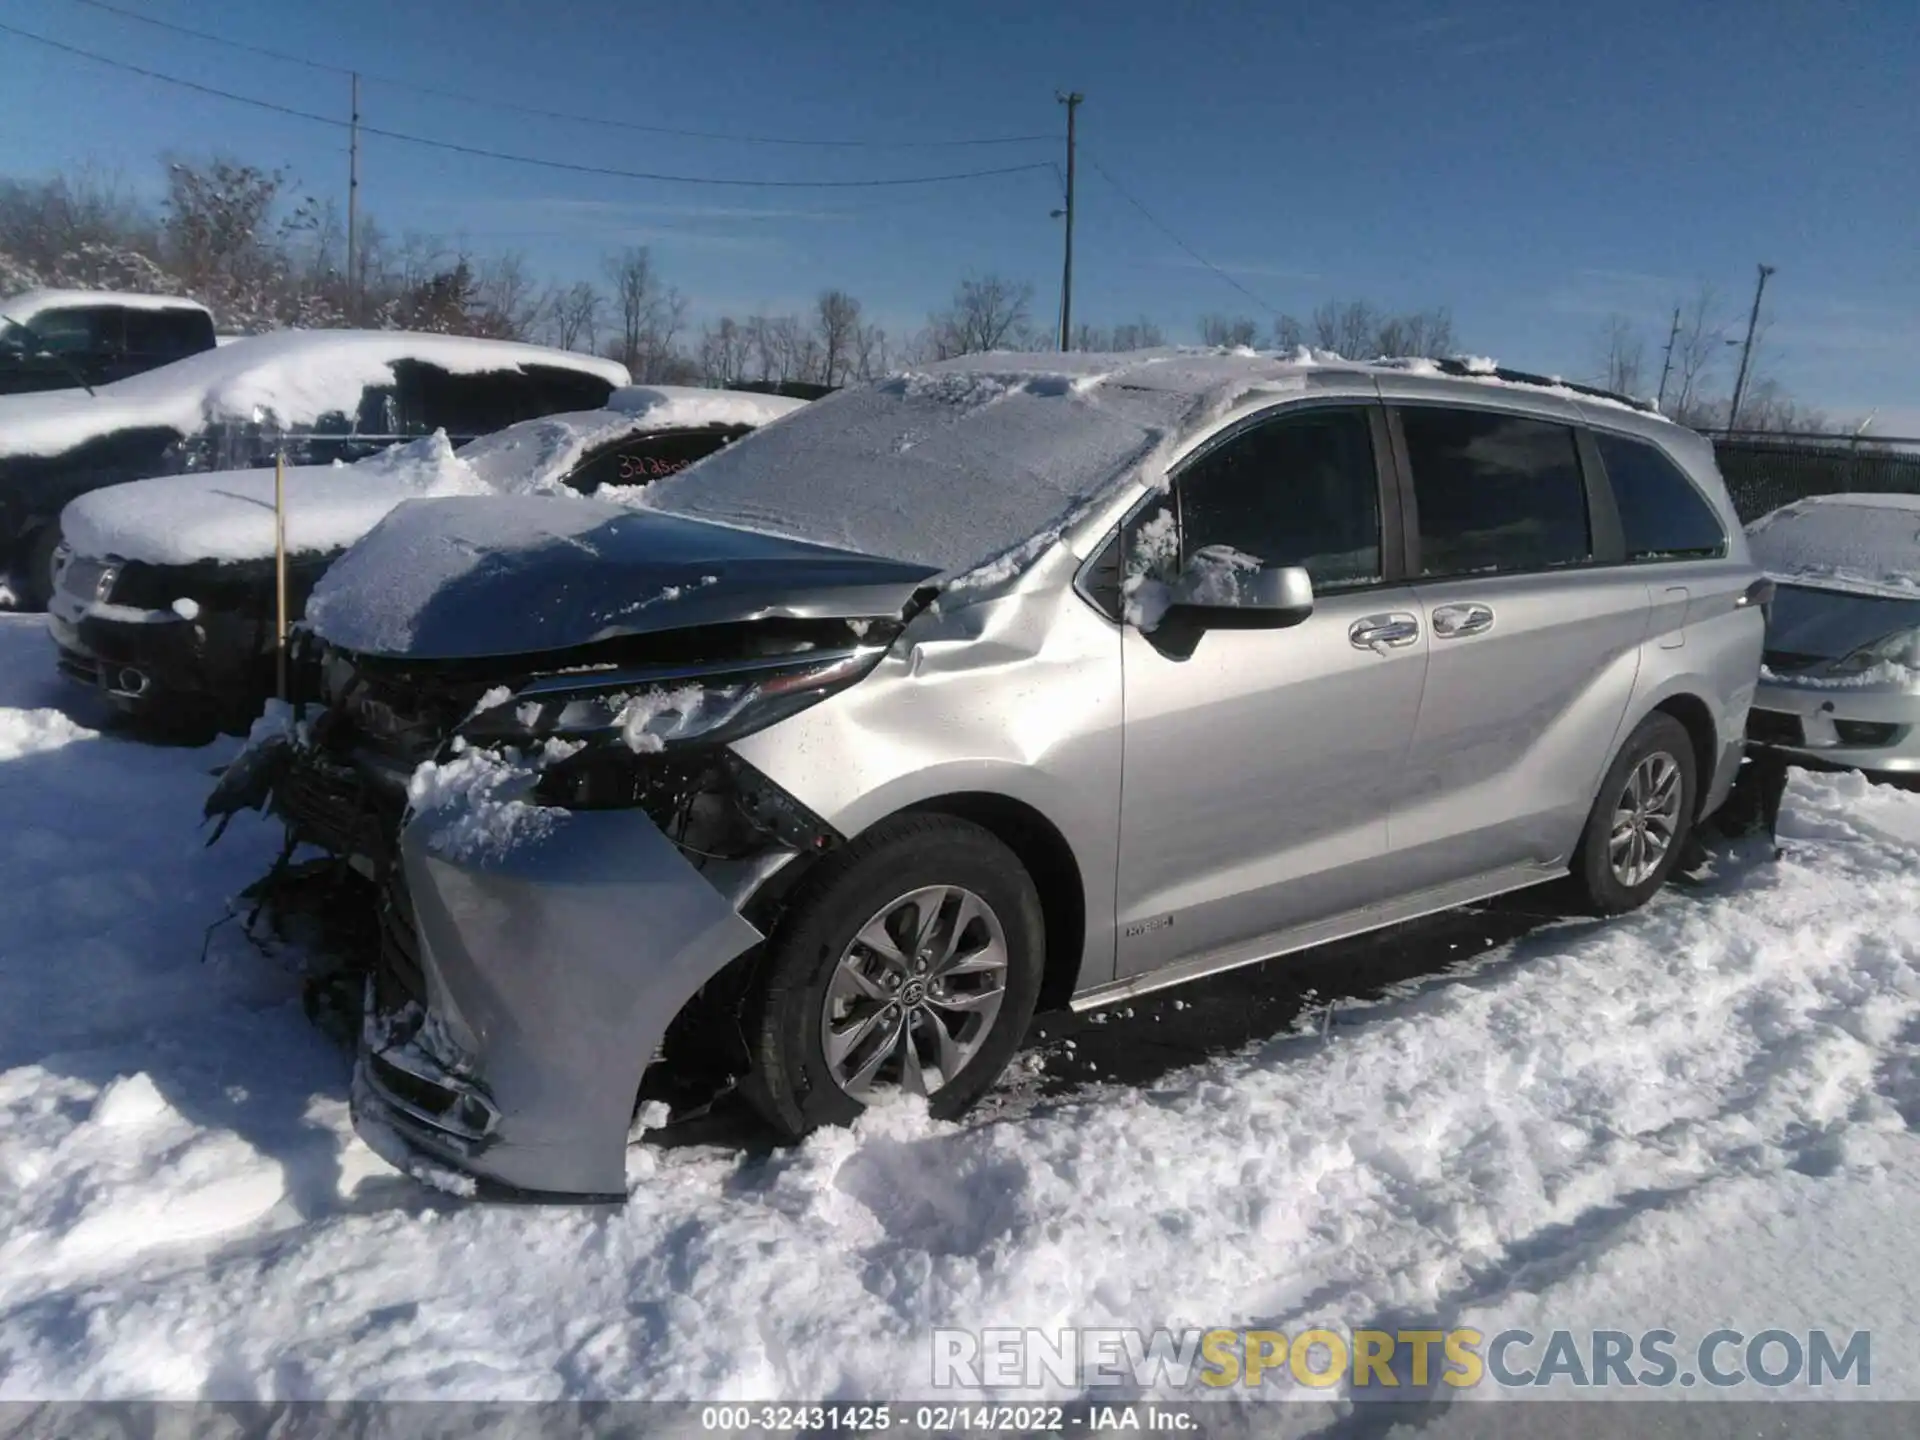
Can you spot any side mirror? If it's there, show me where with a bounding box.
[1165,547,1314,630]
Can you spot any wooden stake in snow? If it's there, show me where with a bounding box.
[274,448,288,702]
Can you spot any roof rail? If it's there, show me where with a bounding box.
[1421,357,1662,415]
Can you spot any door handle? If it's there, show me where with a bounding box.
[1349,613,1420,653]
[1431,602,1494,638]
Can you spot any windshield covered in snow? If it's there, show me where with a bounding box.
[1749,496,1920,599]
[637,367,1202,574]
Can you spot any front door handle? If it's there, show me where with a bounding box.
[1349,613,1420,654]
[1431,602,1494,639]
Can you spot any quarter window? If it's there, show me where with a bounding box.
[1400,407,1590,577]
[563,426,750,494]
[1596,432,1728,561]
[1173,405,1382,589]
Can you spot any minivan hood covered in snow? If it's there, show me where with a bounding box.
[305,493,940,661]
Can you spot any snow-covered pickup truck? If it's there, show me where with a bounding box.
[48,384,806,736]
[0,288,217,397]
[0,328,629,609]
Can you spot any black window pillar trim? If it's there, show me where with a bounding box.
[1365,403,1409,585]
[1574,425,1627,565]
[1381,404,1422,579]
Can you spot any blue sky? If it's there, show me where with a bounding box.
[1,0,1915,425]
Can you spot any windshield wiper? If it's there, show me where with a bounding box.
[0,312,96,396]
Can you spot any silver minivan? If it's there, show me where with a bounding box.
[242,350,1768,1199]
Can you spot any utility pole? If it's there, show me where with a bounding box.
[1056,90,1082,351]
[1655,304,1680,410]
[1727,263,1775,433]
[346,71,361,324]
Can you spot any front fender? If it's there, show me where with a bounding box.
[384,806,763,1196]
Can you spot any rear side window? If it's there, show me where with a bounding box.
[391,363,615,441]
[1595,432,1728,562]
[564,426,750,494]
[1400,407,1590,577]
[123,307,215,359]
[1174,405,1383,589]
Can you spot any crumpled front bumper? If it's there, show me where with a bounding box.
[352,803,764,1199]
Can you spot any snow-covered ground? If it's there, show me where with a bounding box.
[1,609,1917,1411]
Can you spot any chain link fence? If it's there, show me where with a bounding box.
[1713,433,1920,523]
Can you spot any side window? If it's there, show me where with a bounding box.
[1400,407,1590,578]
[563,426,750,494]
[124,308,214,359]
[1595,432,1728,562]
[23,307,102,354]
[1171,405,1383,589]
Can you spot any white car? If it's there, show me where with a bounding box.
[48,384,807,734]
[1746,492,1920,778]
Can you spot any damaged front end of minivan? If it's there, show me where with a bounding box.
[209,496,942,1198]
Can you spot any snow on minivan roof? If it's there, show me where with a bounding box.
[0,328,632,462]
[636,346,1659,578]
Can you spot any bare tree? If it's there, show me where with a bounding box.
[697,315,753,385]
[927,274,1033,358]
[545,280,601,352]
[1666,284,1724,422]
[1594,313,1647,396]
[815,289,861,387]
[471,252,545,339]
[1198,313,1259,348]
[603,246,688,381]
[1375,307,1455,359]
[1270,300,1456,360]
[854,321,891,380]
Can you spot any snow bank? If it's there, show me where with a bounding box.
[0,328,630,462]
[60,432,493,566]
[1749,493,1920,600]
[2,600,1918,1403]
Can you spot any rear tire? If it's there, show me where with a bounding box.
[741,814,1044,1140]
[1572,711,1698,915]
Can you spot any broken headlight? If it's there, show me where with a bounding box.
[454,645,887,812]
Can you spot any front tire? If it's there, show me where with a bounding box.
[1572,711,1698,915]
[742,814,1044,1139]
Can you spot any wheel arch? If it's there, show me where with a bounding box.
[1649,691,1719,818]
[895,791,1088,1014]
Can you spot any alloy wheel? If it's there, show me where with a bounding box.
[820,884,1010,1098]
[1609,750,1684,887]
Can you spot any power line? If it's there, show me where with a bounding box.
[0,21,1057,190]
[54,0,1054,150]
[1080,150,1280,318]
